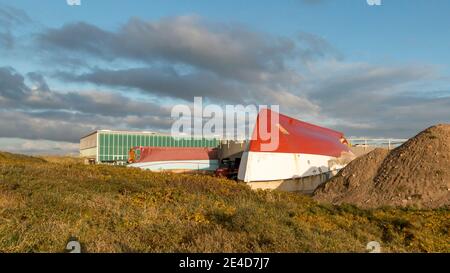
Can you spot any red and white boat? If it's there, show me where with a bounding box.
[238,109,352,192]
[128,147,219,173]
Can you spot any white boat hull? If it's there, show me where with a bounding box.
[129,159,218,172]
[238,151,343,182]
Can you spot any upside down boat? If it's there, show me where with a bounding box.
[237,109,352,192]
[128,146,219,173]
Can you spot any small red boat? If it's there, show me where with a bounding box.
[128,146,219,173]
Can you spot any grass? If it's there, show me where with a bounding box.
[38,155,84,165]
[0,151,449,253]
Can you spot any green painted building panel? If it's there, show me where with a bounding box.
[96,132,219,163]
[156,136,161,147]
[107,134,110,159]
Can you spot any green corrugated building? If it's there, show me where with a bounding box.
[80,130,220,164]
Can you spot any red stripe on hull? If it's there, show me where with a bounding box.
[137,147,218,163]
[249,109,349,157]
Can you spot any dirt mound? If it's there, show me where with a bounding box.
[374,124,450,208]
[314,124,450,209]
[314,148,389,206]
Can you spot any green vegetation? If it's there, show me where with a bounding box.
[38,155,84,165]
[0,152,448,253]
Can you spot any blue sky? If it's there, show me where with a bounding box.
[1,0,450,154]
[8,0,450,65]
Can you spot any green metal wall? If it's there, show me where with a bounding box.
[98,132,219,162]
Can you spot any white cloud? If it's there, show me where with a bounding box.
[0,138,78,155]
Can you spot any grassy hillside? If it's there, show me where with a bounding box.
[0,151,448,253]
[38,155,84,165]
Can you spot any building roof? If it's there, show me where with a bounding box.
[80,130,220,140]
[80,130,162,140]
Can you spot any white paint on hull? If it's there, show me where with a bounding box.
[238,151,341,182]
[128,160,218,172]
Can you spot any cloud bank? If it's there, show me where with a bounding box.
[0,5,449,154]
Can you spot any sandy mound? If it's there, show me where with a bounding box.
[314,124,450,209]
[314,148,389,207]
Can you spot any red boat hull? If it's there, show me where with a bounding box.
[128,147,219,173]
[249,109,349,157]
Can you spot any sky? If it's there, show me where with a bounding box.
[1,0,450,155]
